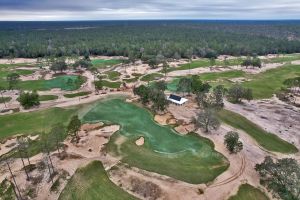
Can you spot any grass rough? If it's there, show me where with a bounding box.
[59,161,137,200]
[229,184,269,200]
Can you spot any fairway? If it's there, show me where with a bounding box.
[229,184,269,200]
[18,75,85,91]
[218,109,298,154]
[241,64,300,98]
[0,107,76,140]
[59,161,137,200]
[82,98,229,184]
[91,59,122,68]
[167,64,300,99]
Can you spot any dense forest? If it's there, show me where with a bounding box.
[1,20,300,59]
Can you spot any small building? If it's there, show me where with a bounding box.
[167,94,188,105]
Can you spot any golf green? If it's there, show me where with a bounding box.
[82,98,228,184]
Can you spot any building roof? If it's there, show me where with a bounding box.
[169,94,182,101]
[167,94,188,105]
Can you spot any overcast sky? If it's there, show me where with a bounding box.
[0,0,300,21]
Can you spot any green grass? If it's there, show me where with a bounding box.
[0,68,35,88]
[140,73,164,82]
[0,179,16,200]
[0,107,77,140]
[91,59,122,68]
[0,63,34,69]
[229,184,269,200]
[167,64,300,99]
[218,109,298,154]
[18,75,86,91]
[0,96,12,103]
[241,64,300,98]
[263,54,300,63]
[102,80,121,88]
[166,71,245,92]
[15,69,35,75]
[82,98,229,184]
[104,71,121,80]
[123,77,138,83]
[64,91,91,98]
[39,95,58,101]
[59,161,137,200]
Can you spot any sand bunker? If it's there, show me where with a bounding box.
[81,122,104,132]
[154,113,177,126]
[135,137,145,146]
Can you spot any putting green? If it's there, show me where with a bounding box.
[18,75,85,91]
[82,98,228,184]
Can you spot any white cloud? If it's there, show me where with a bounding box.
[0,0,300,20]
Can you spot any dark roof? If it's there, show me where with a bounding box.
[169,94,182,101]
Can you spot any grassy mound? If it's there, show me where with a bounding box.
[82,98,229,184]
[229,184,269,200]
[39,95,58,101]
[218,109,298,154]
[59,161,137,200]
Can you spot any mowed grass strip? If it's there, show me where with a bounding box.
[59,161,137,200]
[91,59,122,68]
[64,91,91,98]
[218,109,298,154]
[102,80,121,88]
[229,184,269,200]
[140,73,163,82]
[0,107,76,140]
[39,95,58,101]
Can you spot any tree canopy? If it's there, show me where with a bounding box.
[1,21,300,59]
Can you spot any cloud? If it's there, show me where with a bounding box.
[0,0,300,20]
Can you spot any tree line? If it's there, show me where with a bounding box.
[1,21,300,59]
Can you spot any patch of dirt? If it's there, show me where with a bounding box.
[225,98,300,148]
[81,122,104,132]
[135,137,145,146]
[154,113,177,126]
[130,177,162,200]
[174,124,195,135]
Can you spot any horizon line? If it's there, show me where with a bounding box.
[1,19,300,22]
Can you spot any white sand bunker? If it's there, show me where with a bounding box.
[135,137,145,146]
